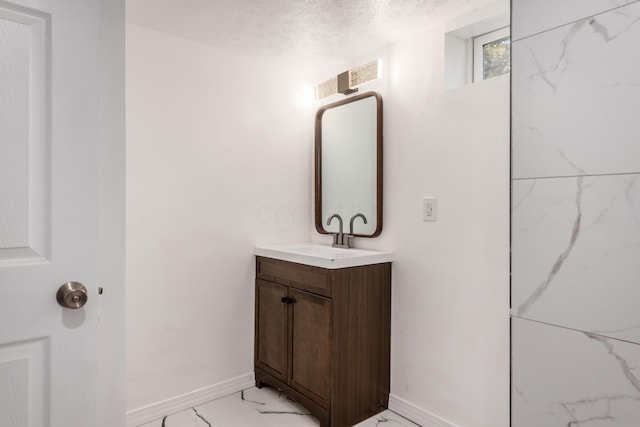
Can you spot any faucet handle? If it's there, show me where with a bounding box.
[330,232,351,248]
[331,233,341,246]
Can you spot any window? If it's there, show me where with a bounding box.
[444,14,510,89]
[473,27,510,82]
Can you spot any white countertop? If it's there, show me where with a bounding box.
[254,243,393,269]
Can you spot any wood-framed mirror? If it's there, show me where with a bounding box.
[315,91,383,238]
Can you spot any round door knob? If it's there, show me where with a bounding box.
[56,282,88,309]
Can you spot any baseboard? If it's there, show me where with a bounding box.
[389,393,459,427]
[125,372,255,427]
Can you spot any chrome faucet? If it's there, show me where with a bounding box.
[327,214,348,248]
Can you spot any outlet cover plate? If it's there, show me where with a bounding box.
[423,197,437,221]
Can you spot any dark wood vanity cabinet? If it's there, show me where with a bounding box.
[254,256,391,427]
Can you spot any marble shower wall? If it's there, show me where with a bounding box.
[511,0,640,425]
[512,318,640,427]
[512,175,640,344]
[512,0,640,179]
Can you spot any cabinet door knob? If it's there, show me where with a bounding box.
[280,296,295,304]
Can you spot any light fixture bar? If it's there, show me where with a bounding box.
[315,59,381,100]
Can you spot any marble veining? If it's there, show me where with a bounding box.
[512,0,640,425]
[240,388,311,416]
[524,8,640,95]
[516,177,583,316]
[512,1,640,179]
[511,0,639,40]
[512,318,640,426]
[585,332,640,393]
[368,414,413,426]
[555,394,639,426]
[140,386,419,427]
[523,6,640,93]
[512,174,640,345]
[523,19,586,94]
[192,408,212,426]
[589,10,640,42]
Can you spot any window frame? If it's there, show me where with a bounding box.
[473,27,510,82]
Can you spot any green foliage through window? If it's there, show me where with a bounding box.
[483,37,511,79]
[473,27,510,82]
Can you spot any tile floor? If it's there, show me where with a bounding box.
[139,386,419,427]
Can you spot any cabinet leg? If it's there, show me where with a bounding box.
[317,412,330,427]
[255,380,264,389]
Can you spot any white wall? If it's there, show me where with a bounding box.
[379,17,510,427]
[310,9,511,427]
[310,6,510,427]
[97,1,126,426]
[125,23,315,415]
[126,2,510,425]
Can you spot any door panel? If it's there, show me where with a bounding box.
[0,338,48,426]
[0,1,101,426]
[290,289,332,408]
[0,2,50,264]
[255,279,289,381]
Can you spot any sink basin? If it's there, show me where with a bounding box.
[254,243,393,269]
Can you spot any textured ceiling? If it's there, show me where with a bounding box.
[126,0,494,64]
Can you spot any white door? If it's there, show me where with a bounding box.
[0,0,102,426]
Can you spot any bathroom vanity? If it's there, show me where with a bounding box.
[254,244,392,427]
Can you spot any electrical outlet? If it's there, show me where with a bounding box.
[423,197,437,221]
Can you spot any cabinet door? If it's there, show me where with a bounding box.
[255,279,289,382]
[289,288,332,408]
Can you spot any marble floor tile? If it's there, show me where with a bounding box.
[235,386,318,427]
[352,410,420,427]
[138,385,419,427]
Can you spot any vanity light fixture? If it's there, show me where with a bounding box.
[315,59,382,100]
[337,71,357,95]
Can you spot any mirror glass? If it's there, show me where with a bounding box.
[315,91,382,237]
